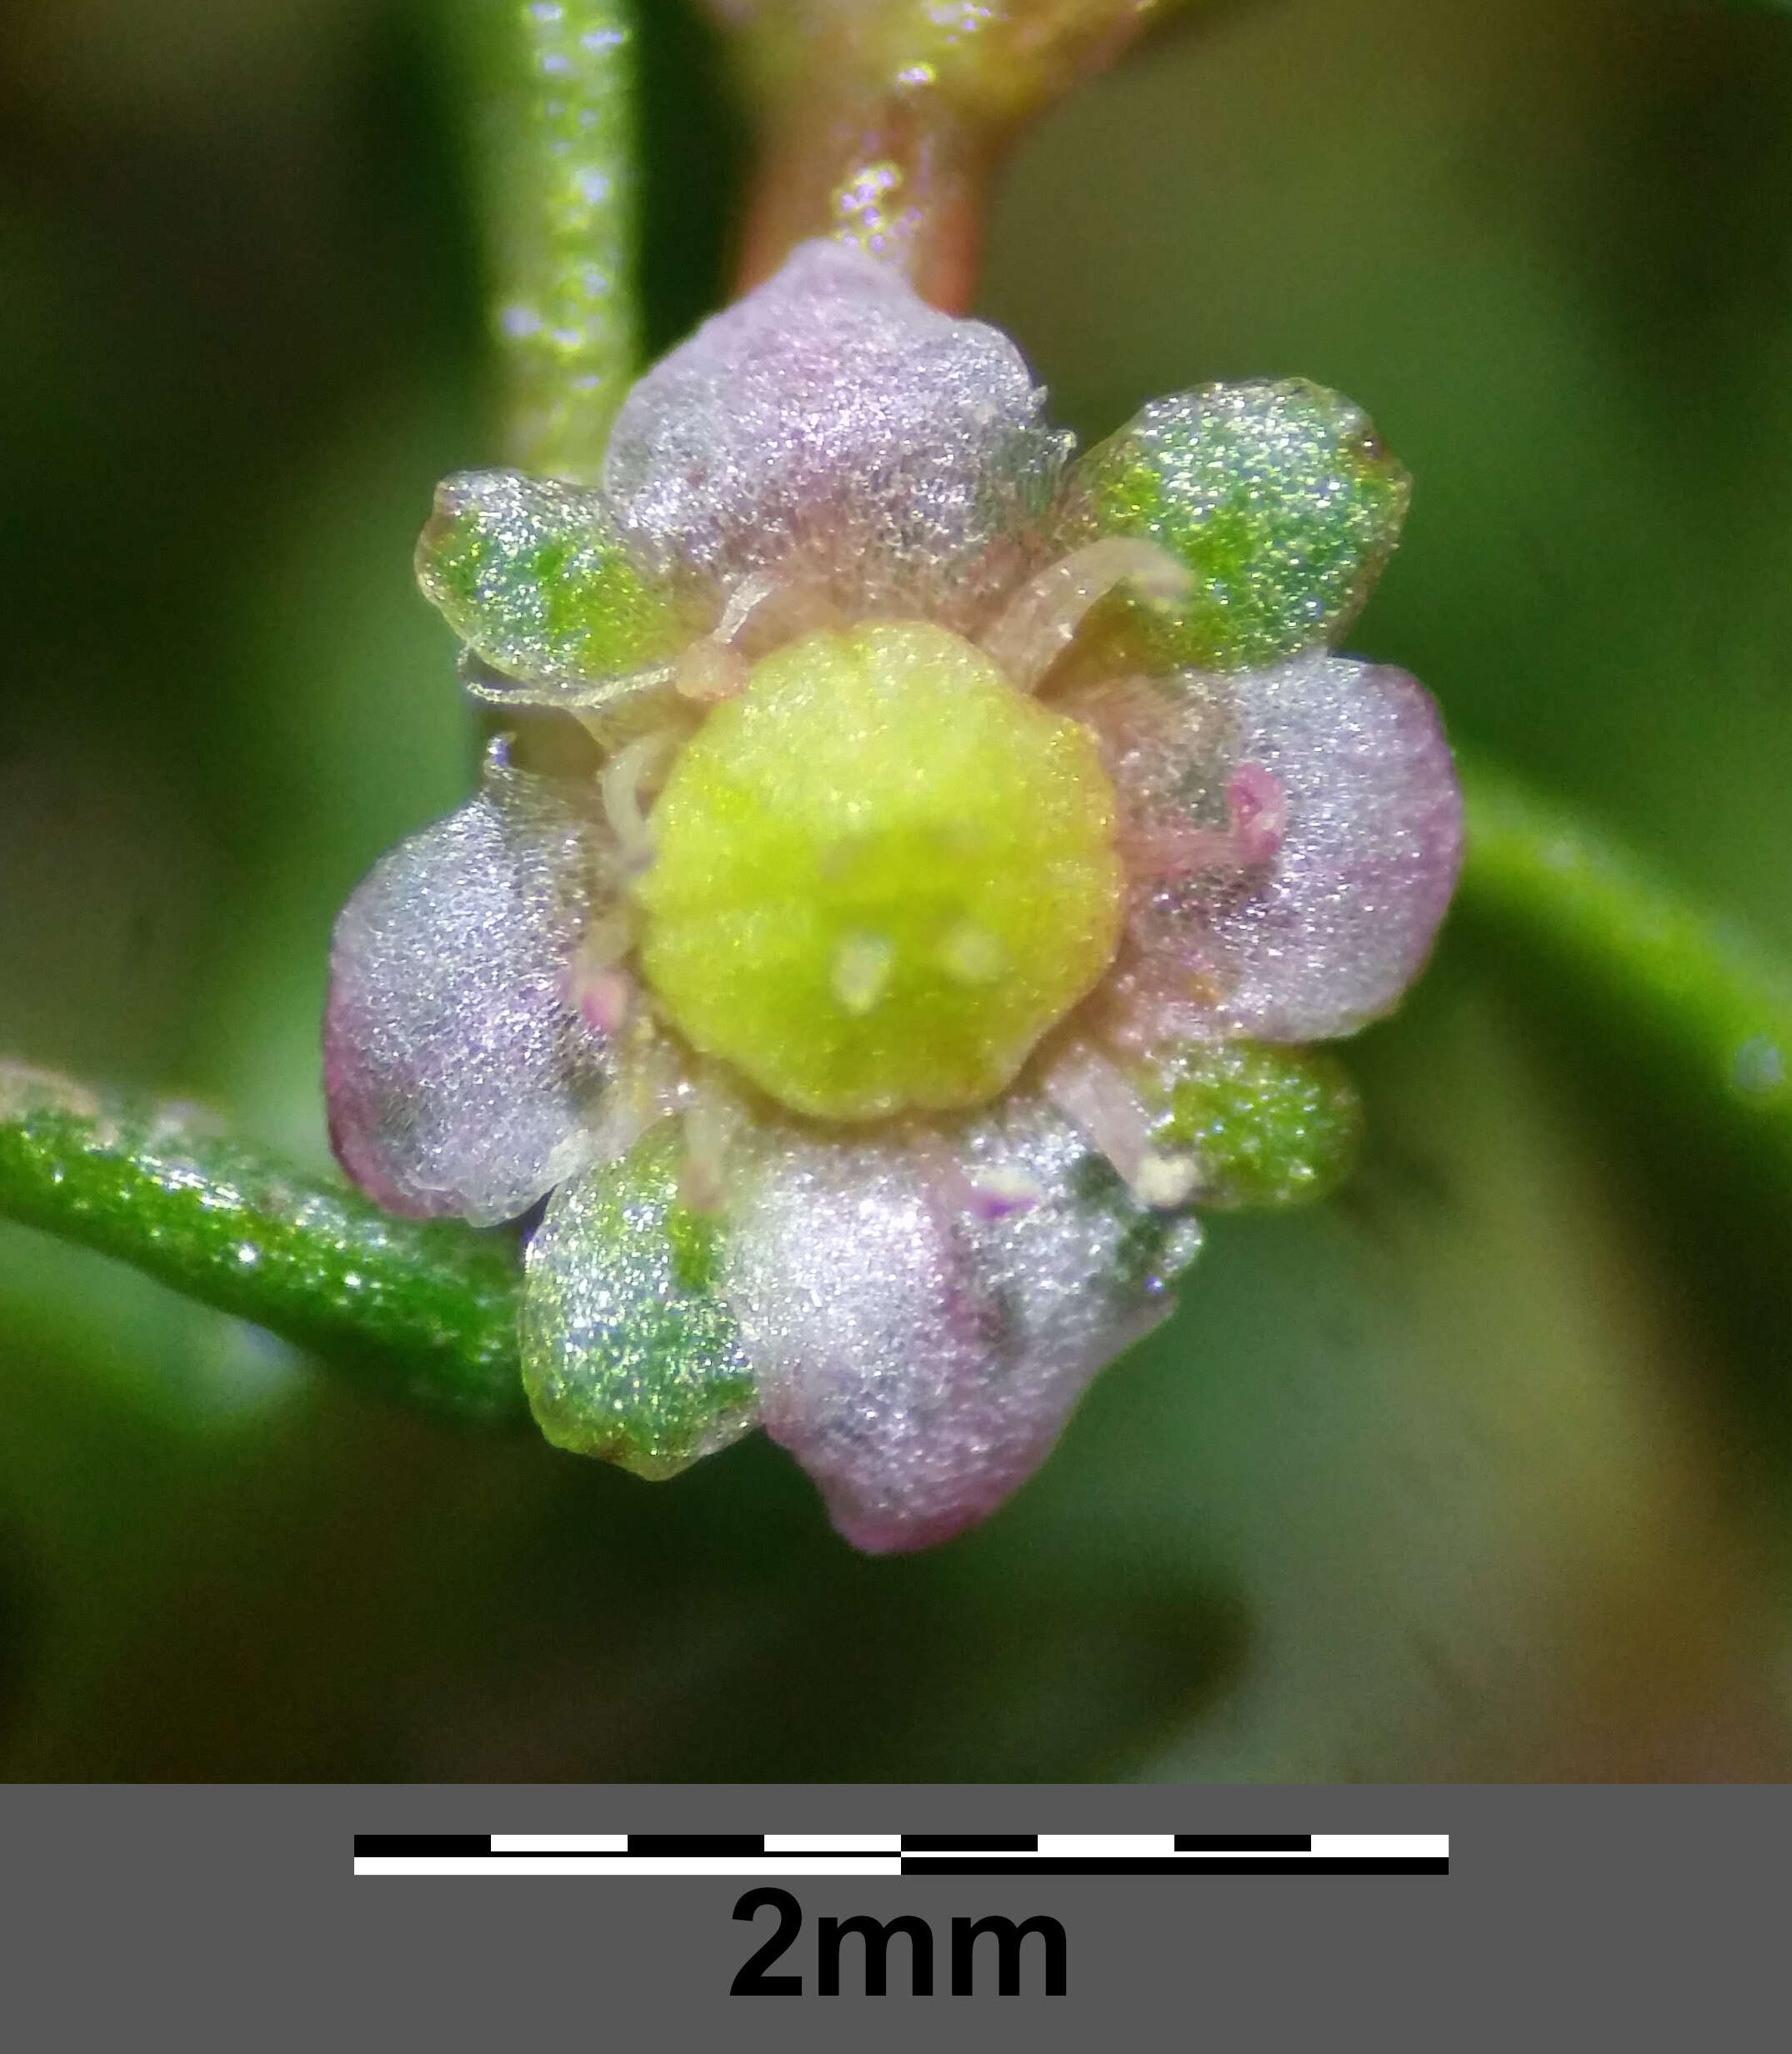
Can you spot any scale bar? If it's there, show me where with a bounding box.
[353,1832,1448,1879]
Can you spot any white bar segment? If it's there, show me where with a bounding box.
[1035,1835,1176,1858]
[490,1835,628,1854]
[763,1835,903,1855]
[1310,1836,1449,1860]
[356,1856,903,1879]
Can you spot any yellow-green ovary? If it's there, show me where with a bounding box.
[634,621,1125,1121]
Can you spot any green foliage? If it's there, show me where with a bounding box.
[440,0,641,477]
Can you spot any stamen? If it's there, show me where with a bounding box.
[578,905,635,967]
[680,1079,746,1215]
[1131,1151,1201,1210]
[1124,761,1287,882]
[911,1135,1045,1227]
[715,571,777,646]
[601,727,679,864]
[562,908,638,1033]
[1227,762,1286,866]
[959,1165,1046,1220]
[584,1032,689,1168]
[673,574,776,703]
[1042,1040,1199,1210]
[673,640,749,703]
[982,539,1190,693]
[578,967,633,1035]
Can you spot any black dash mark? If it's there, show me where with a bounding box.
[1174,1835,1313,1853]
[902,1856,1448,1877]
[627,1835,767,1856]
[900,1835,1039,1854]
[355,1835,492,1857]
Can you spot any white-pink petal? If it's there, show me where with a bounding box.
[323,747,616,1227]
[1125,654,1464,1042]
[603,240,1071,638]
[723,1097,1199,1553]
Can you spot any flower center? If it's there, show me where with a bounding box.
[633,620,1125,1122]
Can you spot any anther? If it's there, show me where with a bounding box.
[1042,1041,1199,1208]
[673,574,776,704]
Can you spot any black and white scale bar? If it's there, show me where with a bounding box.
[353,1833,1447,1878]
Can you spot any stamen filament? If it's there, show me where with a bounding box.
[601,727,680,862]
[1042,1040,1199,1209]
[982,539,1190,692]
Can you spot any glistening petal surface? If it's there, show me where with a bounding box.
[723,1095,1200,1552]
[1131,654,1464,1041]
[323,747,616,1226]
[603,239,1071,634]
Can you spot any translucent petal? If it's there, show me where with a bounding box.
[723,1094,1201,1553]
[604,239,1072,635]
[415,470,697,713]
[1056,379,1410,670]
[324,744,616,1226]
[1125,654,1464,1042]
[521,1123,758,1479]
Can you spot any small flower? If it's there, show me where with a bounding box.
[324,241,1463,1552]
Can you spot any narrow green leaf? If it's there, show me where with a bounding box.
[0,1065,524,1422]
[442,0,643,478]
[1456,754,1792,1191]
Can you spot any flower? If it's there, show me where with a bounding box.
[323,240,1463,1552]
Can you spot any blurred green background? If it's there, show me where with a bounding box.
[3,0,1791,1779]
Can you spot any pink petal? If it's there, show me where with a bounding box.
[723,1096,1200,1553]
[323,744,617,1226]
[1124,654,1464,1042]
[603,240,1071,638]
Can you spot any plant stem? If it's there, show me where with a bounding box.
[446,0,642,478]
[1455,754,1792,1182]
[0,1065,524,1421]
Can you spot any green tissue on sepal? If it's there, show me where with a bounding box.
[1135,1040,1363,1209]
[1059,379,1409,672]
[416,470,690,689]
[520,1122,758,1478]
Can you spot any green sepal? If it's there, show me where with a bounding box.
[520,1122,758,1477]
[1059,379,1410,673]
[1135,1040,1364,1209]
[415,468,690,687]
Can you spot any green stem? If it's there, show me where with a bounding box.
[0,1065,523,1422]
[1455,754,1792,1178]
[446,0,642,478]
